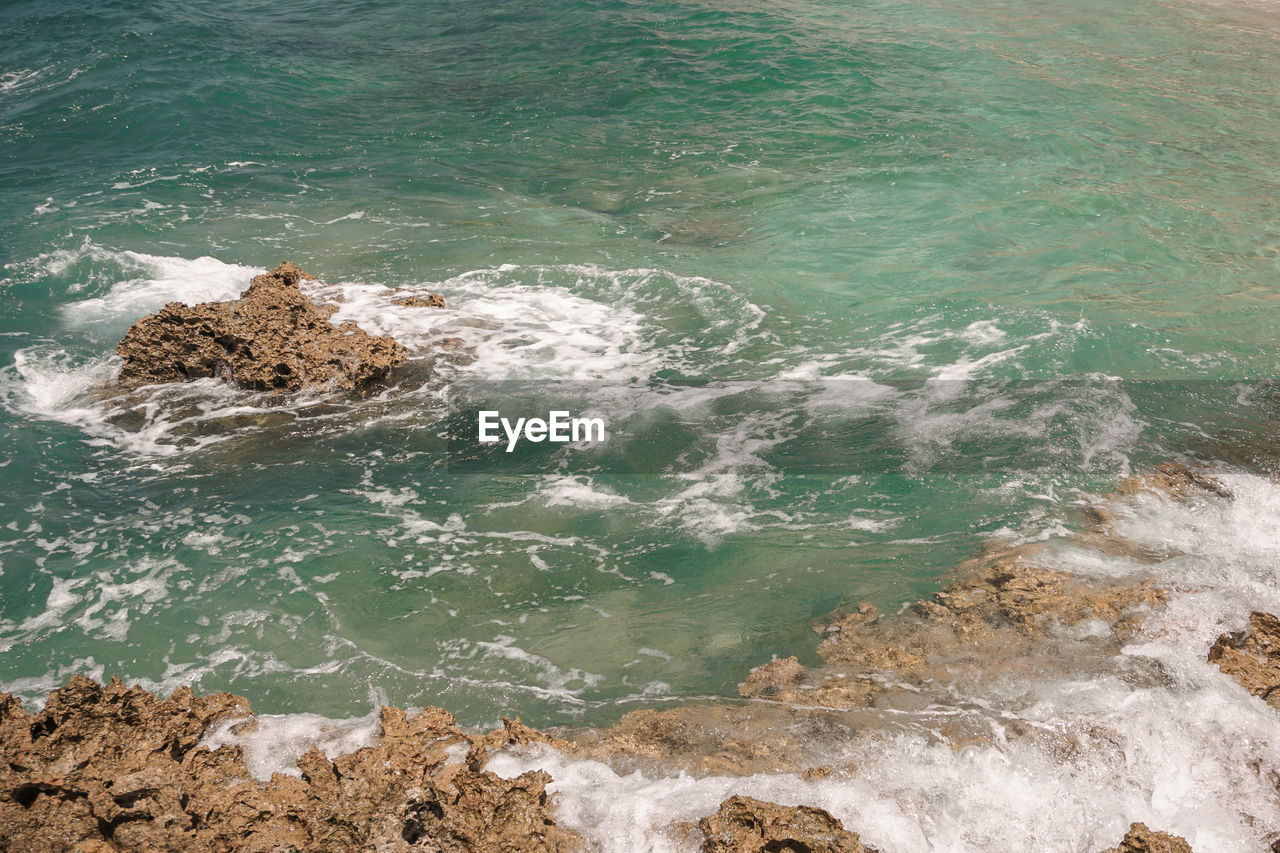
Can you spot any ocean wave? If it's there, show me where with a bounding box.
[475,468,1280,852]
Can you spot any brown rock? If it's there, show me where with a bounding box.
[0,675,251,853]
[1116,461,1232,501]
[0,677,578,853]
[115,261,407,391]
[652,467,1207,776]
[0,461,1228,849]
[1079,463,1231,565]
[696,795,877,853]
[577,703,845,777]
[1208,612,1280,705]
[739,656,808,700]
[816,550,1166,681]
[393,290,446,308]
[466,716,579,770]
[401,768,569,853]
[1101,821,1193,853]
[738,656,878,710]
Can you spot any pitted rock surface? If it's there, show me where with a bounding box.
[0,676,578,853]
[1208,611,1280,706]
[116,261,407,391]
[695,795,878,853]
[1101,821,1194,853]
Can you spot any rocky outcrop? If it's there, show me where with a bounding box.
[1080,463,1233,563]
[392,288,446,308]
[465,716,579,768]
[1115,461,1232,501]
[0,675,249,852]
[0,676,578,853]
[0,462,1249,850]
[1101,821,1193,853]
[695,796,877,853]
[115,262,407,391]
[1208,611,1280,706]
[576,703,838,777]
[735,551,1167,715]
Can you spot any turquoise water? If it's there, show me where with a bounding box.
[1,0,1279,733]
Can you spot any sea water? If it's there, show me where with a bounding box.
[2,0,1279,848]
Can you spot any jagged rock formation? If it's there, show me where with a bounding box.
[736,554,1167,714]
[0,464,1246,850]
[1102,821,1194,853]
[115,262,407,391]
[0,675,1213,853]
[1209,611,1280,706]
[695,796,878,853]
[0,676,577,853]
[738,463,1236,718]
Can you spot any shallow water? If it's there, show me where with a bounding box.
[2,0,1280,848]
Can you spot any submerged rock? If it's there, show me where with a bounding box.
[392,287,447,308]
[1208,611,1280,706]
[1115,461,1233,501]
[696,795,878,853]
[1102,821,1194,853]
[0,676,578,853]
[115,261,408,391]
[735,549,1167,716]
[1080,462,1234,564]
[577,702,830,777]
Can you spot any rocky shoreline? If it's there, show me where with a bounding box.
[4,461,1269,850]
[0,675,1204,852]
[0,266,1272,850]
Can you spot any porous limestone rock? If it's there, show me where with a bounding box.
[0,676,578,853]
[1101,821,1194,853]
[695,795,878,853]
[116,262,407,391]
[1208,611,1280,706]
[392,288,446,308]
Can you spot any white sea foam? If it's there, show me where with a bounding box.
[6,464,1276,849]
[650,410,791,544]
[60,251,254,333]
[13,576,85,640]
[0,347,272,456]
[473,635,604,695]
[5,347,118,422]
[887,375,1142,477]
[5,242,1104,507]
[200,710,381,781]
[1,245,268,454]
[6,246,775,455]
[843,314,1089,377]
[538,476,634,508]
[470,470,1280,852]
[2,659,106,709]
[0,67,45,93]
[7,245,1275,851]
[309,267,667,382]
[0,556,190,653]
